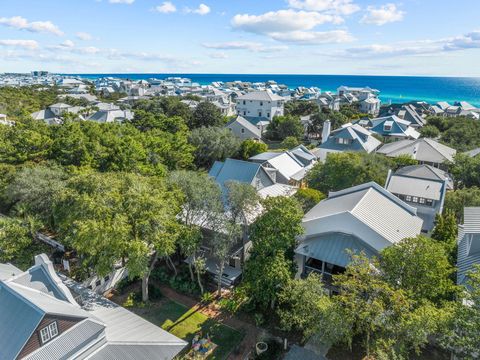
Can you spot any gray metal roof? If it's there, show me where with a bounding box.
[236,90,284,101]
[12,266,68,301]
[395,165,453,190]
[378,138,456,164]
[297,232,377,268]
[88,344,187,360]
[457,207,480,285]
[226,116,262,138]
[0,263,21,281]
[0,282,44,360]
[209,158,268,191]
[386,175,444,200]
[304,182,423,246]
[25,319,106,360]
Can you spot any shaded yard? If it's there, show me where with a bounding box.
[135,299,245,360]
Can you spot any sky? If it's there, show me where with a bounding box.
[0,0,479,76]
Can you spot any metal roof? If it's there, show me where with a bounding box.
[395,164,453,190]
[386,175,444,200]
[0,263,21,281]
[457,208,480,285]
[378,138,456,163]
[297,232,377,268]
[236,90,284,101]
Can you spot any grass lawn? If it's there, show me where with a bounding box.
[137,299,244,360]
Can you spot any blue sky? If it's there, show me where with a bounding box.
[0,0,479,76]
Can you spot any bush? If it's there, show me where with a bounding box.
[293,188,325,212]
[116,276,138,294]
[201,292,215,303]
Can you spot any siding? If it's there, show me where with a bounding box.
[17,315,83,359]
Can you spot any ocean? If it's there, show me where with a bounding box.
[68,73,480,107]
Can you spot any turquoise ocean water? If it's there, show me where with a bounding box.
[68,74,480,107]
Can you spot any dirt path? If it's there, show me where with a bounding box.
[158,285,260,360]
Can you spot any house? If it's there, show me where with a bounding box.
[202,159,297,285]
[87,108,134,123]
[360,96,381,116]
[365,115,420,141]
[377,138,456,169]
[0,254,187,360]
[31,103,85,124]
[295,182,423,288]
[314,121,382,161]
[385,165,450,232]
[457,207,480,286]
[395,104,426,128]
[235,90,285,121]
[225,115,262,141]
[248,150,314,187]
[209,158,296,198]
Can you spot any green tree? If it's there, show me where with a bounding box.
[431,210,458,265]
[420,125,440,138]
[244,196,304,309]
[265,115,304,141]
[379,236,456,304]
[56,172,180,302]
[293,188,325,212]
[444,187,480,222]
[0,216,45,269]
[450,153,480,189]
[281,136,300,149]
[441,265,480,359]
[189,126,241,168]
[169,170,223,292]
[284,100,318,116]
[6,165,68,227]
[191,102,224,128]
[238,139,268,160]
[307,152,391,193]
[277,274,347,344]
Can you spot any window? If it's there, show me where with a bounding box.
[337,138,350,145]
[267,112,270,118]
[39,321,59,345]
[412,196,419,203]
[95,279,102,286]
[242,100,246,105]
[241,128,245,134]
[260,101,263,106]
[258,112,262,117]
[419,198,426,204]
[426,199,434,206]
[243,111,246,116]
[405,195,412,202]
[104,275,110,281]
[384,125,392,131]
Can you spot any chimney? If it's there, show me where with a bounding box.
[321,120,331,144]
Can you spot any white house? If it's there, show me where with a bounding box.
[235,90,285,120]
[295,182,423,288]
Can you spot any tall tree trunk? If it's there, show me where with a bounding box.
[142,252,158,303]
[196,266,204,294]
[217,262,225,297]
[188,262,195,282]
[167,256,177,278]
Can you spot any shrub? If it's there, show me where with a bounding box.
[116,276,138,294]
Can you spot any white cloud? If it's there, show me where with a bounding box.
[269,29,354,44]
[339,31,480,58]
[0,16,63,36]
[185,3,211,15]
[202,41,288,52]
[76,32,93,41]
[209,52,229,59]
[0,39,39,50]
[154,2,177,13]
[361,3,405,26]
[232,9,343,34]
[288,0,360,15]
[109,0,135,4]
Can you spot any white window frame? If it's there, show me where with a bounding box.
[40,321,59,345]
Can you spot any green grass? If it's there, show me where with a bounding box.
[138,300,244,359]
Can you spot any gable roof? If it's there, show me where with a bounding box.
[377,138,456,163]
[0,255,187,360]
[209,158,272,193]
[303,182,423,248]
[237,90,284,102]
[319,124,381,153]
[225,116,262,138]
[395,164,453,190]
[458,207,480,285]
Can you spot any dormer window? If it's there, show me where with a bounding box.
[39,321,59,345]
[383,121,393,132]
